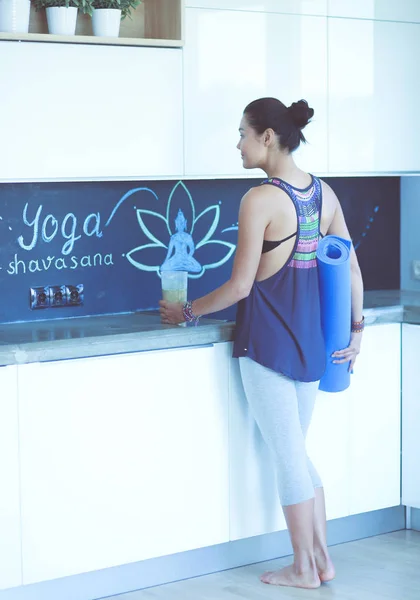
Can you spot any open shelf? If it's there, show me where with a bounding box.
[0,0,183,48]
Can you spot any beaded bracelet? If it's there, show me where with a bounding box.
[182,301,201,326]
[351,316,365,333]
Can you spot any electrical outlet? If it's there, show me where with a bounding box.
[66,284,84,306]
[412,260,420,281]
[30,287,51,310]
[30,284,84,310]
[50,285,67,307]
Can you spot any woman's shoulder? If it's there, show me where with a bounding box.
[319,179,339,208]
[319,178,337,198]
[238,183,292,228]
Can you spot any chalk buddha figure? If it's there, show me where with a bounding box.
[160,209,201,273]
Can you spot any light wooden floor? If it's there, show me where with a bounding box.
[111,530,420,600]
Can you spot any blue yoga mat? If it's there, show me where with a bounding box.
[317,235,352,393]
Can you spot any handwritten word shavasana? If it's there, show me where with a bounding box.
[7,253,114,275]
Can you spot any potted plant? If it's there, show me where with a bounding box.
[0,0,31,33]
[32,0,91,35]
[91,0,140,38]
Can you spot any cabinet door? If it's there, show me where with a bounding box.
[402,324,420,508]
[348,324,401,514]
[328,0,420,22]
[229,352,287,540]
[185,1,327,16]
[0,366,21,591]
[18,345,229,584]
[328,18,420,173]
[0,44,183,180]
[183,8,328,178]
[306,389,351,520]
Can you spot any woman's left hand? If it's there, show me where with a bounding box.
[159,300,185,324]
[332,332,363,372]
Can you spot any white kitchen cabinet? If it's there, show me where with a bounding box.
[328,0,420,23]
[348,324,401,514]
[0,43,183,181]
[402,324,420,508]
[17,344,229,584]
[306,388,351,520]
[0,366,22,591]
[328,18,420,173]
[308,325,400,519]
[183,8,328,178]
[229,353,287,540]
[185,1,327,16]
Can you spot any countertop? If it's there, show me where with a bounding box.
[0,290,419,367]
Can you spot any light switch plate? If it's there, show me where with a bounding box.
[30,287,51,310]
[66,284,84,306]
[50,285,67,307]
[30,284,84,309]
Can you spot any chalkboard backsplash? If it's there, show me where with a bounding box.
[0,177,400,323]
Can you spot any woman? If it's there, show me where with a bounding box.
[159,97,364,590]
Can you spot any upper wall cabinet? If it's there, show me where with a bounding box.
[185,1,327,16]
[328,18,420,173]
[183,8,328,178]
[328,0,420,22]
[0,43,183,181]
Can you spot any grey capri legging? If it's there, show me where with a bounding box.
[239,357,323,507]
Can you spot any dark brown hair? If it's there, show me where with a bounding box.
[244,97,314,153]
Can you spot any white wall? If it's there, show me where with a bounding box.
[400,176,420,290]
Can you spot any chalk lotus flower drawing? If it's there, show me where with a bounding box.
[126,181,236,278]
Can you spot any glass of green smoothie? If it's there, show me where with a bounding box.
[161,271,188,325]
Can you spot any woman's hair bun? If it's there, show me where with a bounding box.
[288,99,314,129]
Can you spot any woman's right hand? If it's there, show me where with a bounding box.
[332,332,363,372]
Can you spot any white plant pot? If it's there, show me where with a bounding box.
[0,0,30,33]
[46,6,78,35]
[92,8,121,37]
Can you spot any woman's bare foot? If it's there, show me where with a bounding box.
[315,549,336,583]
[260,564,321,589]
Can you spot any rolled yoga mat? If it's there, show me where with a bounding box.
[317,235,352,393]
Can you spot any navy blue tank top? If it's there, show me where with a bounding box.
[233,175,326,382]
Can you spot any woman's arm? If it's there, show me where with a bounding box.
[325,185,364,370]
[159,187,269,323]
[327,200,364,324]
